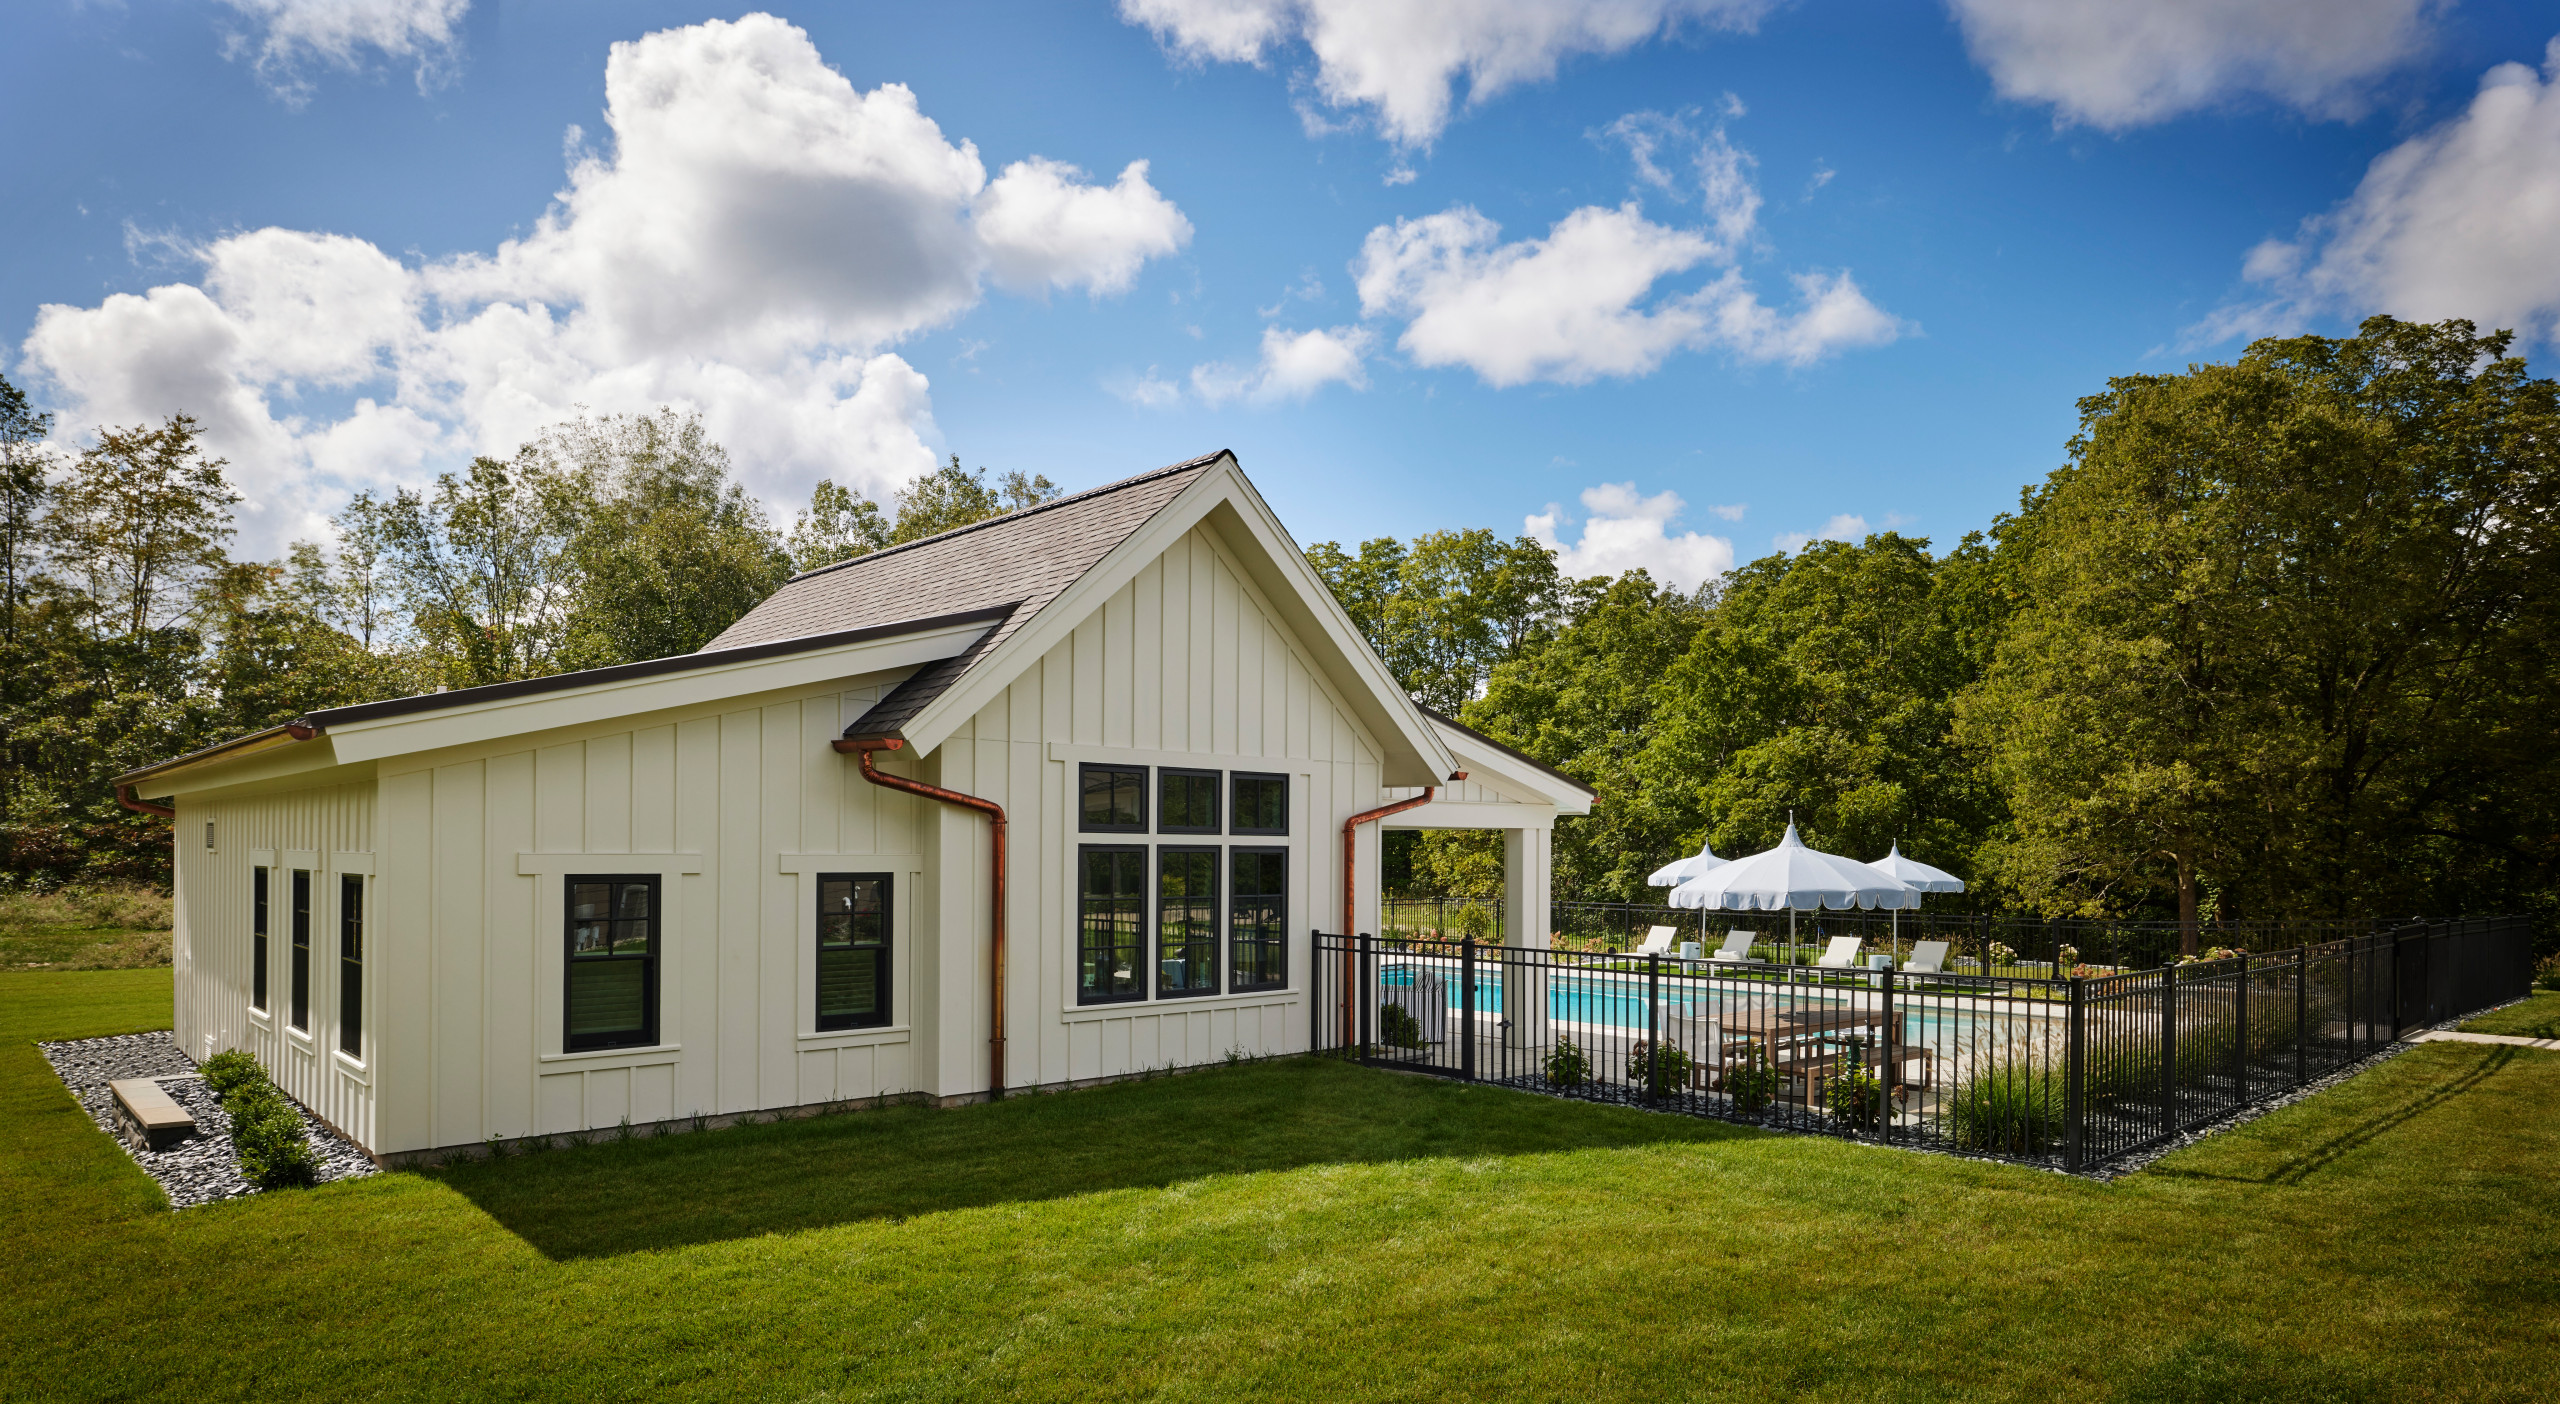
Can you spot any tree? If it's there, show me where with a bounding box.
[1306,529,1565,711]
[49,415,237,642]
[0,375,50,651]
[379,456,578,690]
[789,480,890,573]
[892,457,1000,544]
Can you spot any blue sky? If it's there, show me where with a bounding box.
[7,1,2558,582]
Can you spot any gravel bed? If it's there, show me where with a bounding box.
[38,1031,378,1209]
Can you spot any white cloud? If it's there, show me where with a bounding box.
[1526,482,1733,590]
[1354,203,1903,386]
[1707,502,1746,521]
[218,0,470,106]
[1948,0,2437,130]
[1119,0,1771,147]
[21,13,1188,554]
[1770,512,1869,554]
[2194,38,2560,348]
[1190,325,1372,404]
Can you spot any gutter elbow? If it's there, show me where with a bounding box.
[117,784,176,820]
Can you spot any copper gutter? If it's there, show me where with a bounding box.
[116,785,176,820]
[835,736,1008,1101]
[1338,772,1465,1046]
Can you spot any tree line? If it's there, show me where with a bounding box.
[1322,319,2558,942]
[0,386,1051,886]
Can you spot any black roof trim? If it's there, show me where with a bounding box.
[781,451,1230,586]
[1416,704,1599,799]
[302,603,1019,729]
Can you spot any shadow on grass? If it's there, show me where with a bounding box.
[2150,1045,2515,1187]
[435,1056,1748,1261]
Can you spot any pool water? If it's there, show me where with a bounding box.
[1378,964,2000,1040]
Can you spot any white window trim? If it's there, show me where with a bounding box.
[776,853,922,1040]
[518,853,703,1058]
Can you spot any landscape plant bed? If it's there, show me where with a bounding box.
[37,1031,376,1208]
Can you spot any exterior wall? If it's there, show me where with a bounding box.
[926,524,1388,1091]
[173,781,379,1150]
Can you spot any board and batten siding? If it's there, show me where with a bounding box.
[173,781,379,1151]
[924,523,1390,1091]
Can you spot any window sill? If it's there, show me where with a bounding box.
[538,1043,681,1069]
[797,1024,911,1049]
[283,1024,315,1051]
[333,1049,370,1084]
[1059,989,1299,1023]
[247,1006,271,1029]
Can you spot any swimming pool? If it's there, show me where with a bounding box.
[1377,962,2024,1040]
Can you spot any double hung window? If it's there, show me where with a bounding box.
[1156,847,1219,997]
[817,874,891,1030]
[566,876,659,1051]
[1077,846,1147,1004]
[338,875,365,1056]
[1229,849,1287,991]
[289,870,312,1032]
[252,867,270,1012]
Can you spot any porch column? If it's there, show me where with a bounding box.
[1500,826,1552,1048]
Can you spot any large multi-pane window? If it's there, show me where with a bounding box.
[566,876,658,1051]
[1230,849,1287,991]
[252,867,270,1012]
[289,870,312,1032]
[338,874,364,1057]
[1080,764,1146,833]
[1231,772,1288,835]
[817,874,891,1030]
[1159,768,1220,834]
[1156,847,1219,997]
[1077,845,1146,1004]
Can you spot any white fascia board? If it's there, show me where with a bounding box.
[1379,801,1559,831]
[323,621,993,765]
[1433,725,1595,814]
[134,737,353,802]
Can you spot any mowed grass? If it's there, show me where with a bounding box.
[2462,991,2560,1040]
[3,970,2556,1402]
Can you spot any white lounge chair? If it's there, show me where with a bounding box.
[1707,931,1758,963]
[1814,936,1864,969]
[1903,940,1951,975]
[1629,926,1678,957]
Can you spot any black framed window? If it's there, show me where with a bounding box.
[339,874,364,1057]
[252,867,269,1011]
[817,874,891,1031]
[1230,848,1287,992]
[1079,764,1147,832]
[1231,772,1288,835]
[1077,845,1146,1004]
[1157,847,1219,998]
[289,870,311,1032]
[566,876,659,1051]
[1159,768,1220,835]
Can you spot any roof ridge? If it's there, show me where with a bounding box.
[784,450,1228,585]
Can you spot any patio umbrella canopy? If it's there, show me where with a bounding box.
[1869,840,1964,894]
[1646,838,1729,887]
[1669,824,1917,912]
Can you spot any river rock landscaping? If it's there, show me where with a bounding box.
[37,1031,375,1208]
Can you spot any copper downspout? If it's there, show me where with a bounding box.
[1338,771,1466,1047]
[116,785,176,820]
[834,736,1009,1101]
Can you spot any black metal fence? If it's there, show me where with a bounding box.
[1309,915,2532,1173]
[1382,896,1507,944]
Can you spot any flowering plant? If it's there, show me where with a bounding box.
[1988,940,2018,967]
[2057,943,2080,968]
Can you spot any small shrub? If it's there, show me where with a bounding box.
[1544,1037,1590,1086]
[1624,1038,1694,1091]
[1824,1041,1885,1131]
[198,1048,263,1099]
[1454,903,1496,941]
[1946,1059,2065,1155]
[225,1083,318,1189]
[1378,1001,1425,1049]
[1725,1040,1777,1115]
[2535,953,2560,993]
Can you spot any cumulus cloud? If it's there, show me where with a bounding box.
[1354,203,1902,386]
[2192,38,2560,348]
[1119,0,1770,147]
[1948,0,2437,130]
[21,13,1190,554]
[1189,325,1372,404]
[1526,482,1734,590]
[1771,513,1869,554]
[218,0,471,105]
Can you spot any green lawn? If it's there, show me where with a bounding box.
[0,925,170,971]
[3,969,2555,1402]
[2462,991,2560,1040]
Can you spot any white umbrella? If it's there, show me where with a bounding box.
[1670,823,1917,944]
[1869,840,1964,960]
[1647,838,1729,887]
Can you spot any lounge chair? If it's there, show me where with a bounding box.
[1706,931,1758,963]
[1814,936,1864,969]
[1628,926,1678,958]
[1903,940,1951,976]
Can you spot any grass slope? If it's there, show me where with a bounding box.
[2,968,2554,1402]
[2461,992,2560,1041]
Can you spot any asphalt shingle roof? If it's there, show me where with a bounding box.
[703,452,1223,737]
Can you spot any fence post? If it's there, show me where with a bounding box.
[1646,952,1663,1099]
[1310,929,1322,1054]
[2160,962,2180,1141]
[2065,976,2085,1173]
[2294,946,2307,1087]
[2345,937,2358,1061]
[1880,965,1897,1145]
[2235,951,2249,1107]
[1358,932,1373,1063]
[1462,937,1478,1082]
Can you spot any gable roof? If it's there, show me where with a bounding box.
[705,452,1222,736]
[1419,705,1597,810]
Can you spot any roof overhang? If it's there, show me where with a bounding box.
[1423,708,1596,813]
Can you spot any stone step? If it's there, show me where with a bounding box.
[109,1077,197,1152]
